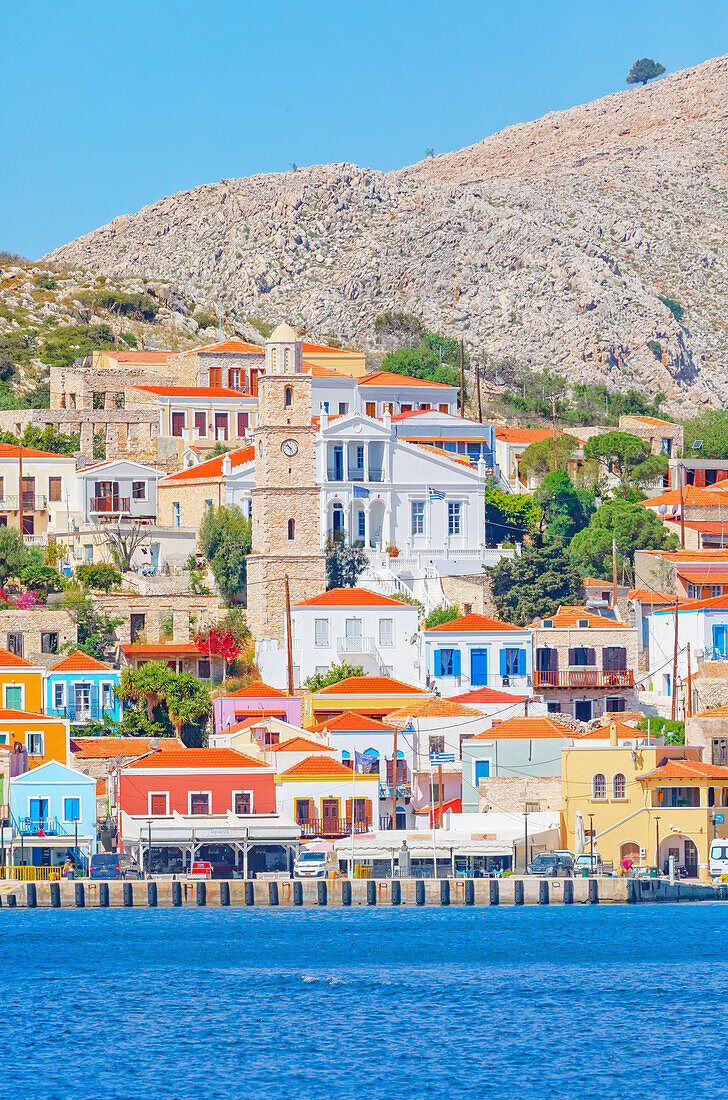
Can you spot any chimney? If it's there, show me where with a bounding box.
[610,722,618,748]
[320,407,329,430]
[383,410,392,430]
[222,454,232,477]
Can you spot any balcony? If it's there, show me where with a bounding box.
[337,635,378,658]
[297,818,372,839]
[14,816,68,837]
[90,496,130,513]
[534,670,634,689]
[49,704,107,722]
[0,493,48,511]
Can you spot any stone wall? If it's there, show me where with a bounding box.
[619,416,684,456]
[158,478,223,530]
[0,609,77,669]
[440,574,498,616]
[92,593,223,645]
[246,554,326,640]
[634,551,677,596]
[477,775,562,814]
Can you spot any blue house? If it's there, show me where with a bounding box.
[46,651,121,724]
[422,613,532,698]
[9,760,97,870]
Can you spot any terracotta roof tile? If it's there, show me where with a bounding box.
[277,754,362,779]
[578,720,645,741]
[182,338,264,354]
[134,385,245,398]
[426,613,521,633]
[694,704,728,717]
[0,647,39,669]
[0,708,57,721]
[302,341,354,355]
[642,485,728,507]
[0,443,70,459]
[386,697,483,724]
[315,676,428,696]
[50,651,115,673]
[227,682,288,698]
[675,569,728,584]
[639,759,728,781]
[124,748,265,769]
[359,371,454,389]
[625,415,676,427]
[628,589,673,603]
[534,605,632,629]
[160,445,254,482]
[471,717,571,740]
[495,427,580,445]
[70,737,183,759]
[271,737,336,754]
[121,643,203,656]
[642,550,728,562]
[310,713,394,733]
[294,587,413,608]
[450,686,529,705]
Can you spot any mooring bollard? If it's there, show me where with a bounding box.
[340,880,351,906]
[196,882,206,907]
[626,879,639,904]
[464,880,475,906]
[172,881,182,907]
[489,879,499,906]
[588,878,599,904]
[148,882,158,907]
[366,879,376,906]
[99,882,109,907]
[123,882,133,907]
[538,880,549,905]
[268,881,279,907]
[7,892,17,908]
[414,879,424,905]
[220,882,230,907]
[26,883,37,909]
[293,881,304,906]
[50,881,61,908]
[317,880,327,906]
[563,879,574,905]
[75,882,85,908]
[514,879,524,905]
[440,879,450,906]
[245,881,254,907]
[391,880,401,906]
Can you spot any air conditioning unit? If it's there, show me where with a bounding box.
[640,847,647,858]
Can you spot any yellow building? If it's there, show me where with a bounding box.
[0,709,70,769]
[303,675,429,729]
[0,648,45,713]
[562,723,728,882]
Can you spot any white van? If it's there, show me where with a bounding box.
[709,840,728,879]
[293,850,339,879]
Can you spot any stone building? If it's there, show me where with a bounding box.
[619,415,684,458]
[246,324,326,642]
[0,609,77,670]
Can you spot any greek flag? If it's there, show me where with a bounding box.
[430,752,455,764]
[353,485,370,498]
[428,487,446,500]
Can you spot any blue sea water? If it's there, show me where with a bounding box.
[2,903,727,1100]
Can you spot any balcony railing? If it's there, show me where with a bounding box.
[0,494,47,511]
[337,635,378,657]
[297,818,372,838]
[90,496,130,513]
[326,468,385,484]
[14,816,68,837]
[48,704,110,722]
[534,670,634,689]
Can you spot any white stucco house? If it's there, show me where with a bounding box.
[421,613,533,697]
[646,593,728,704]
[274,754,380,838]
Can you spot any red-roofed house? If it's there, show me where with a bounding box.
[275,754,380,837]
[422,613,532,697]
[213,681,302,731]
[0,444,80,538]
[129,383,257,461]
[46,650,121,725]
[157,445,255,529]
[304,675,429,727]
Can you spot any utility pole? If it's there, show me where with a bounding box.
[612,538,618,609]
[551,395,558,471]
[476,364,483,423]
[686,642,692,718]
[459,340,465,419]
[671,593,679,722]
[391,722,398,832]
[678,463,686,549]
[284,575,294,696]
[437,762,444,828]
[524,809,529,873]
[18,443,23,536]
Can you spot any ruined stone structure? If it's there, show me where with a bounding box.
[246,324,326,641]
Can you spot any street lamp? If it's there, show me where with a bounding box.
[588,813,595,872]
[74,819,78,874]
[524,810,530,873]
[147,818,153,880]
[655,816,661,874]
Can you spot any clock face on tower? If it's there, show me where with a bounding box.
[281,438,299,457]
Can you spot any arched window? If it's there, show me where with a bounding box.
[612,773,626,800]
[287,519,295,540]
[285,386,293,407]
[619,841,641,868]
[592,773,607,800]
[341,750,352,769]
[362,748,380,775]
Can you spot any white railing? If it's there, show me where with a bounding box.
[337,636,377,656]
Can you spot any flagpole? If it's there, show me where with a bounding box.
[351,754,356,880]
[430,754,438,880]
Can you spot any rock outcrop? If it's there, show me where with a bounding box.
[46,54,728,409]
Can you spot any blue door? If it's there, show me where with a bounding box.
[29,798,48,827]
[474,761,490,786]
[333,446,343,481]
[471,649,488,686]
[714,625,728,658]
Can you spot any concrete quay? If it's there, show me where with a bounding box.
[1,875,726,909]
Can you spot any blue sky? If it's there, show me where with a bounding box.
[2,0,727,258]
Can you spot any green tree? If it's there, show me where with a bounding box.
[373,312,426,346]
[325,540,368,589]
[62,587,122,661]
[533,470,595,544]
[488,543,584,626]
[0,527,28,585]
[636,715,684,746]
[303,661,365,692]
[582,431,652,496]
[164,671,211,742]
[483,476,538,546]
[75,562,122,592]
[626,58,666,85]
[20,562,62,598]
[519,434,580,478]
[569,498,680,581]
[116,662,174,722]
[683,410,728,459]
[199,505,252,604]
[424,603,459,628]
[380,345,460,388]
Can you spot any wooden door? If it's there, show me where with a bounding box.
[321,799,339,834]
[150,794,167,815]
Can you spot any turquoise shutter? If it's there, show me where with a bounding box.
[499,649,508,676]
[435,650,443,677]
[452,650,461,677]
[517,649,526,675]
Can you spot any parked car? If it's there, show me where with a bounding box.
[90,853,142,881]
[526,853,574,877]
[574,852,603,875]
[293,850,338,879]
[187,861,213,880]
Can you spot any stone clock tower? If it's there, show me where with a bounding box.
[246,323,326,642]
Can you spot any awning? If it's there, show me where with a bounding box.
[121,811,300,846]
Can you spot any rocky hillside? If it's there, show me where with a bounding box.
[46,54,728,410]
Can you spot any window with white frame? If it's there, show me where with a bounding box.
[234,792,252,814]
[448,501,462,535]
[314,618,330,646]
[592,773,607,800]
[64,797,80,822]
[132,481,147,500]
[613,773,627,799]
[190,792,210,815]
[379,618,394,647]
[102,683,113,709]
[173,502,181,527]
[27,732,43,756]
[411,501,425,535]
[54,682,64,710]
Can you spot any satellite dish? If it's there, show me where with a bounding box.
[658,504,668,515]
[149,737,159,751]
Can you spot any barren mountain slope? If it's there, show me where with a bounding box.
[46,55,728,410]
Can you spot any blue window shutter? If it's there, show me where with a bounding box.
[452,650,461,677]
[435,650,443,677]
[499,649,507,676]
[517,649,526,675]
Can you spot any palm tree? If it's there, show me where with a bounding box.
[116,662,174,722]
[164,672,212,741]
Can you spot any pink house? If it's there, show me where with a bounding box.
[213,682,302,732]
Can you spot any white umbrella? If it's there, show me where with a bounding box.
[575,811,585,857]
[303,839,336,853]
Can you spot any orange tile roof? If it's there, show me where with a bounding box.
[272,737,336,754]
[0,443,69,459]
[583,577,614,588]
[134,385,246,399]
[159,445,254,482]
[534,605,632,629]
[628,589,673,603]
[642,485,728,507]
[111,350,172,363]
[359,371,454,389]
[676,569,728,584]
[303,360,350,379]
[693,704,728,718]
[71,736,183,759]
[50,651,114,673]
[184,338,264,354]
[314,676,428,696]
[639,759,728,781]
[0,708,58,721]
[426,612,521,633]
[311,713,394,733]
[495,427,578,445]
[642,549,728,562]
[471,717,572,740]
[294,587,413,608]
[125,748,265,769]
[624,415,676,427]
[121,643,203,656]
[652,593,728,613]
[406,442,475,468]
[0,647,39,669]
[450,686,529,705]
[664,520,728,535]
[386,697,483,724]
[302,341,354,355]
[227,682,288,698]
[578,720,646,741]
[391,409,430,422]
[277,754,359,779]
